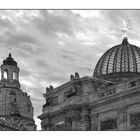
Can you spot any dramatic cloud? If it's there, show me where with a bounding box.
[0,10,140,130]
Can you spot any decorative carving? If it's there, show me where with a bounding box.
[75,72,80,79]
[43,95,58,107]
[46,87,50,93]
[64,85,76,99]
[70,75,74,80]
[121,18,132,37]
[50,85,53,90]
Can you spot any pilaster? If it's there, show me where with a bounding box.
[80,106,90,130]
[117,106,127,130]
[90,112,98,131]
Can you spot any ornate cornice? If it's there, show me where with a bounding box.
[89,88,140,109]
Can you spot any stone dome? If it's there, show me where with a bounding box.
[93,37,140,82]
[3,53,17,66]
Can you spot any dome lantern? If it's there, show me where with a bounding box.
[122,36,128,45]
[0,52,20,88]
[3,52,17,66]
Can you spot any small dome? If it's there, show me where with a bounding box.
[3,53,17,66]
[93,37,140,82]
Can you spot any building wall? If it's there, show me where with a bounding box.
[39,76,140,131]
[0,88,33,116]
[0,87,36,130]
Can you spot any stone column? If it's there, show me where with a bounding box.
[72,118,77,130]
[80,106,90,130]
[71,112,80,130]
[90,112,98,131]
[117,106,127,130]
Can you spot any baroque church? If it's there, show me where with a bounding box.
[38,36,140,131]
[0,52,36,130]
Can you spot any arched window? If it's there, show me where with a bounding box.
[13,72,17,80]
[3,70,8,79]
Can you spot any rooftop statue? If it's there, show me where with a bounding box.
[121,17,132,37]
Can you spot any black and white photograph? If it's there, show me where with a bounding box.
[0,7,140,133]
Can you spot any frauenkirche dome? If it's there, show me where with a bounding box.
[93,37,140,82]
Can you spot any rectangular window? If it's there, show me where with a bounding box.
[130,112,140,126]
[43,96,58,107]
[100,93,105,98]
[100,118,117,130]
[66,92,76,98]
[52,96,58,105]
[130,81,136,87]
[64,91,76,101]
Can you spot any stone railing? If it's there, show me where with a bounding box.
[42,95,89,114]
[98,87,116,98]
[127,78,140,88]
[98,77,140,99]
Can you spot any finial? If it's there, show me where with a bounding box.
[121,17,132,38]
[75,72,80,79]
[70,75,74,80]
[8,48,12,57]
[122,36,128,45]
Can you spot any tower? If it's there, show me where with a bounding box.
[0,52,36,131]
[0,52,20,88]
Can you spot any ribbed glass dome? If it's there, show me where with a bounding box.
[93,37,140,82]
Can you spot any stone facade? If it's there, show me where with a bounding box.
[0,118,20,131]
[38,38,140,131]
[0,53,36,131]
[38,75,140,131]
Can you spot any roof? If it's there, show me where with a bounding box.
[3,53,17,66]
[93,37,140,82]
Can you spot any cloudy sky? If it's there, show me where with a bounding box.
[1,10,140,129]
